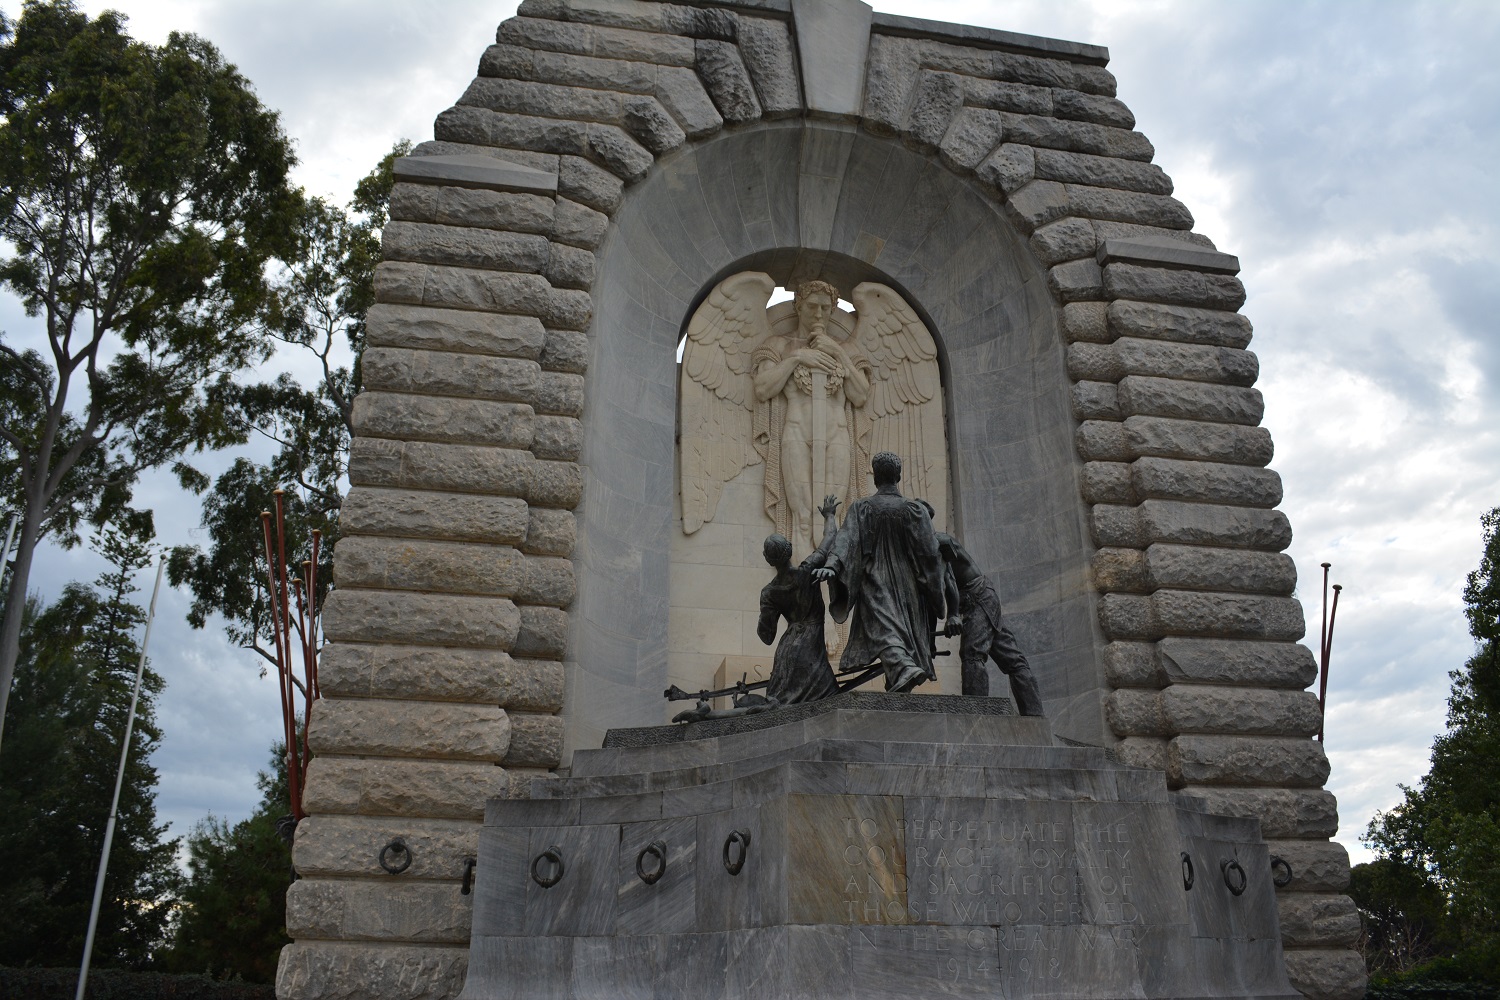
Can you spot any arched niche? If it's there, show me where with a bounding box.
[568,119,1103,757]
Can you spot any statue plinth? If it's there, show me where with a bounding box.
[459,696,1299,1000]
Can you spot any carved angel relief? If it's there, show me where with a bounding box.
[679,271,949,556]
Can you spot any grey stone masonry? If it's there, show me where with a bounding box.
[282,3,1362,1000]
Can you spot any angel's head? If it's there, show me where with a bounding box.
[794,279,840,334]
[872,451,903,487]
[763,533,793,569]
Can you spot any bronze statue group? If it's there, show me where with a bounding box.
[671,451,1042,724]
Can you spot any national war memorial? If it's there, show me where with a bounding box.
[278,2,1364,998]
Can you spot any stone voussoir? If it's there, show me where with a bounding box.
[308,697,510,762]
[322,588,521,650]
[293,814,480,880]
[341,487,530,546]
[286,879,472,945]
[302,756,508,820]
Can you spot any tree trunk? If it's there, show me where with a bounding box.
[0,505,43,748]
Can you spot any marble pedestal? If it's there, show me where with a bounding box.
[459,694,1299,999]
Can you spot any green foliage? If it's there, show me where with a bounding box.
[0,523,180,969]
[162,745,292,984]
[1363,506,1500,983]
[168,141,410,661]
[0,0,301,744]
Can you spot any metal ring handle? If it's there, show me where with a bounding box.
[1180,851,1194,891]
[636,840,668,885]
[723,829,751,875]
[1221,858,1247,897]
[531,845,565,887]
[461,857,477,896]
[1270,855,1294,888]
[379,838,412,875]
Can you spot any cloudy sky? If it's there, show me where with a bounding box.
[5,0,1496,869]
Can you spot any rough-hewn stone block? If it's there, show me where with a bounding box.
[974,142,1034,197]
[1108,300,1253,349]
[1080,461,1134,504]
[348,439,583,508]
[1158,638,1317,689]
[544,242,597,290]
[1131,457,1283,508]
[322,589,521,650]
[1031,217,1097,266]
[1070,381,1119,420]
[1116,376,1265,425]
[374,261,591,330]
[1146,544,1296,595]
[655,64,723,137]
[1033,147,1171,194]
[1067,339,1259,386]
[1282,948,1367,1000]
[996,111,1154,161]
[1112,736,1167,771]
[1103,262,1247,310]
[506,711,565,767]
[905,71,963,150]
[336,536,575,608]
[287,879,471,944]
[1049,258,1103,301]
[1167,734,1330,788]
[1176,786,1339,839]
[1266,839,1351,893]
[939,107,1004,173]
[533,371,586,417]
[294,815,480,880]
[302,757,507,820]
[523,507,577,556]
[1099,589,1305,641]
[498,16,696,67]
[351,393,536,450]
[1277,894,1360,949]
[515,605,568,659]
[554,197,608,249]
[342,488,530,546]
[1107,686,1319,738]
[389,184,554,234]
[530,413,583,461]
[560,153,624,212]
[277,941,469,1000]
[1065,185,1192,229]
[1060,302,1108,345]
[695,38,761,124]
[365,305,546,360]
[737,15,800,117]
[318,643,563,712]
[541,328,589,374]
[362,347,541,402]
[308,698,509,761]
[383,221,551,273]
[1078,417,1274,466]
[1051,88,1134,128]
[1090,501,1292,551]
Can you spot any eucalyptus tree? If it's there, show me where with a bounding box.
[0,0,300,746]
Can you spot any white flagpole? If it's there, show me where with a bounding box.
[75,556,166,1000]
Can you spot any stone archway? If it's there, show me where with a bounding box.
[282,3,1364,999]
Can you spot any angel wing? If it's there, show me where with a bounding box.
[851,282,950,527]
[679,271,775,534]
